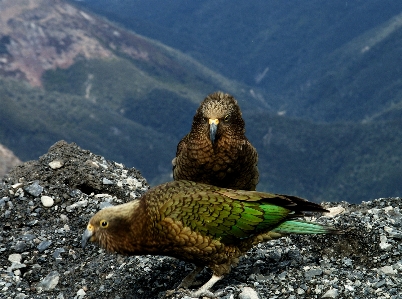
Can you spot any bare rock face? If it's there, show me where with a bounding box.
[3,140,148,200]
[0,143,22,178]
[0,0,154,87]
[0,140,402,299]
[0,0,112,86]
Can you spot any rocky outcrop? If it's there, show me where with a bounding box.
[0,0,111,86]
[0,0,162,87]
[0,141,401,298]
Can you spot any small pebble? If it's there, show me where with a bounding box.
[24,181,43,197]
[49,160,64,169]
[39,271,60,291]
[66,200,88,212]
[102,178,113,185]
[239,287,260,299]
[8,253,22,263]
[379,265,397,275]
[53,248,66,259]
[76,288,86,298]
[379,235,392,250]
[41,196,54,207]
[37,240,52,252]
[11,183,23,189]
[305,268,323,279]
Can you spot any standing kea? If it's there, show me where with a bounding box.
[172,91,259,190]
[82,180,339,297]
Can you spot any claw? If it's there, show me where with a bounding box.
[190,274,222,298]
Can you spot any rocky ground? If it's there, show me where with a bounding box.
[1,141,401,299]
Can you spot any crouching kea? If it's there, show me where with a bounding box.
[82,180,339,297]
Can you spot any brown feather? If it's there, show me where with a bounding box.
[172,91,259,190]
[82,181,338,295]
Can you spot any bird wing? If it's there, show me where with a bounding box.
[174,134,189,160]
[172,134,189,177]
[158,185,311,243]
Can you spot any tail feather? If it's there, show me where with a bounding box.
[263,195,329,214]
[271,220,341,235]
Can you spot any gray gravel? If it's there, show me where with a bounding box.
[1,141,401,299]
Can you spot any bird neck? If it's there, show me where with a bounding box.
[106,200,151,255]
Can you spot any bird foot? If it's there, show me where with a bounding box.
[164,289,176,297]
[189,289,215,298]
[187,274,222,298]
[165,287,215,299]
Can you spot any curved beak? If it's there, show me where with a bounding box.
[81,225,94,249]
[209,119,219,144]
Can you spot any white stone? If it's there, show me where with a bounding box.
[379,235,392,250]
[76,289,86,297]
[38,271,60,291]
[41,196,54,207]
[11,183,23,189]
[125,177,143,188]
[344,285,354,291]
[94,193,111,198]
[114,162,124,168]
[322,288,339,298]
[66,200,88,212]
[48,160,64,169]
[8,253,22,263]
[239,287,260,299]
[379,265,397,275]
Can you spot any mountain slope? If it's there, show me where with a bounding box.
[294,11,402,122]
[0,0,262,181]
[246,113,402,202]
[0,77,178,180]
[0,0,254,104]
[74,0,402,122]
[1,0,401,203]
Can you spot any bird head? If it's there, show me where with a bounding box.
[193,92,245,145]
[82,201,139,253]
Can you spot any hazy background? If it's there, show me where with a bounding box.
[1,0,402,202]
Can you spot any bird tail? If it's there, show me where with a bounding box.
[271,220,341,235]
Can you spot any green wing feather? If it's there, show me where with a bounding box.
[157,180,332,243]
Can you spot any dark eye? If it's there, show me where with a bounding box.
[224,114,230,122]
[100,220,108,228]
